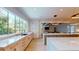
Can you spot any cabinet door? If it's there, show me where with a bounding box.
[15,41,23,51]
[4,33,34,51]
[21,37,29,50]
[0,48,5,51]
[20,39,26,50]
[5,44,16,51]
[16,38,28,51]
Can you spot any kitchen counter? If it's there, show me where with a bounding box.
[43,33,79,45]
[43,33,79,35]
[0,32,32,47]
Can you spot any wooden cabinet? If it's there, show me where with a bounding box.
[5,43,16,51]
[0,33,34,51]
[15,41,23,51]
[0,48,5,51]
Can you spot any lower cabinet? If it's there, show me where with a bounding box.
[5,43,17,51]
[2,33,33,51]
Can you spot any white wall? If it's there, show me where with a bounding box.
[29,20,40,38]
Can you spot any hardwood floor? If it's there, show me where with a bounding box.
[25,37,79,51]
[25,38,47,51]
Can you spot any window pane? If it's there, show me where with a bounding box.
[16,16,20,33]
[25,21,28,32]
[8,12,15,34]
[23,20,28,32]
[0,8,8,35]
[19,18,23,33]
[22,20,25,32]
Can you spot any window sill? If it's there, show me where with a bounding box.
[0,33,20,40]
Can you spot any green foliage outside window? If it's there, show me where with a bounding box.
[0,16,8,35]
[0,8,28,35]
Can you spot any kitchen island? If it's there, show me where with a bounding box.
[43,33,79,45]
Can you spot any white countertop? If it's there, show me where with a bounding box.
[43,33,79,35]
[0,32,32,47]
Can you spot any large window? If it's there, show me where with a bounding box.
[22,19,28,32]
[0,8,28,35]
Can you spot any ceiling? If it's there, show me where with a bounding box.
[6,7,79,20]
[21,7,79,20]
